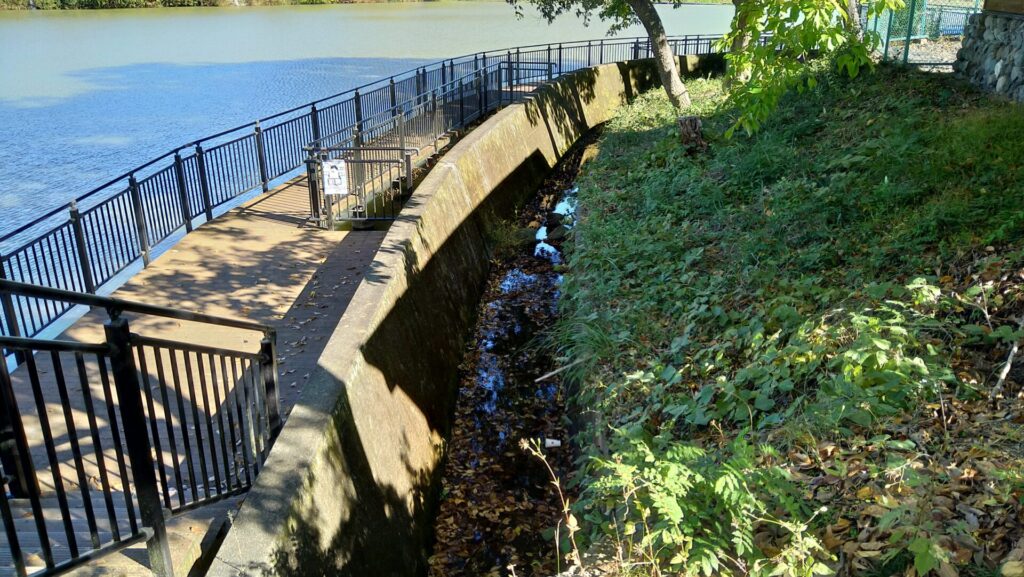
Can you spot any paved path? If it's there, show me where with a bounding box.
[3,175,387,577]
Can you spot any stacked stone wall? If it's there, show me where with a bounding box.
[955,11,1024,100]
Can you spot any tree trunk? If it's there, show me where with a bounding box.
[846,0,863,39]
[727,0,753,85]
[624,0,691,109]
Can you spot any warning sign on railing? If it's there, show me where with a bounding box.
[323,159,350,197]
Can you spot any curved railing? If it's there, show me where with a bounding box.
[0,34,725,343]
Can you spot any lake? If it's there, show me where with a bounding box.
[0,1,733,238]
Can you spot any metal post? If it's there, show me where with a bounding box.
[389,77,397,115]
[128,174,151,267]
[459,79,466,127]
[68,201,96,294]
[404,152,413,193]
[903,0,918,64]
[305,153,322,224]
[632,39,639,60]
[441,60,447,87]
[515,49,521,85]
[259,335,282,438]
[254,122,269,193]
[105,317,174,577]
[476,69,483,118]
[310,103,321,143]
[883,8,894,61]
[354,90,363,134]
[0,356,39,498]
[587,40,592,67]
[547,45,553,81]
[558,43,563,75]
[600,40,605,64]
[172,152,193,233]
[194,144,214,221]
[0,261,20,345]
[483,62,490,113]
[506,51,513,101]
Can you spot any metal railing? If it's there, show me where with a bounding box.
[0,280,280,577]
[0,35,724,343]
[302,37,725,225]
[863,0,981,64]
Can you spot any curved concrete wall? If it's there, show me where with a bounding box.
[206,55,721,577]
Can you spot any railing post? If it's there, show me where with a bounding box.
[194,144,214,222]
[515,48,521,85]
[546,45,553,81]
[558,43,563,75]
[0,352,38,498]
[459,79,466,127]
[587,40,592,67]
[389,76,398,115]
[354,89,363,134]
[483,61,490,113]
[883,8,895,61]
[68,201,96,294]
[254,122,270,193]
[259,334,282,438]
[600,40,605,64]
[305,152,323,225]
[632,39,639,60]
[128,174,151,267]
[506,51,513,101]
[398,112,413,190]
[172,152,193,233]
[0,264,23,366]
[903,0,918,64]
[310,103,321,143]
[104,316,174,577]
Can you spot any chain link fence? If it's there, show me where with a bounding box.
[863,0,981,65]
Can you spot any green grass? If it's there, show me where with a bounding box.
[559,65,1024,575]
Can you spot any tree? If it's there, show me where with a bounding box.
[505,0,692,109]
[721,0,903,134]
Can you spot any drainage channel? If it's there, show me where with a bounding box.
[428,134,598,577]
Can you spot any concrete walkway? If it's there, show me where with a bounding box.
[3,175,386,577]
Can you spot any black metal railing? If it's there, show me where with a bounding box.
[0,279,280,577]
[0,35,724,344]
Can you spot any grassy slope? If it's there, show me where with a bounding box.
[561,66,1024,576]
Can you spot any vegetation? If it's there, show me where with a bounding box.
[557,64,1024,577]
[0,0,728,9]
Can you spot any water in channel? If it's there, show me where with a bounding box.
[429,135,597,577]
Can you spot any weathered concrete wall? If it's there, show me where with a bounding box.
[955,11,1024,100]
[206,55,722,577]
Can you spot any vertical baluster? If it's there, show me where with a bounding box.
[74,352,121,543]
[105,318,174,577]
[354,89,363,134]
[96,358,138,535]
[51,350,101,549]
[24,353,78,559]
[193,352,222,496]
[0,481,26,577]
[0,352,48,572]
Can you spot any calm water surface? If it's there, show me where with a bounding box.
[0,1,732,237]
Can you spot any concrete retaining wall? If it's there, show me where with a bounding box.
[206,55,722,577]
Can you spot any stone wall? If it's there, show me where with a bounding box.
[954,11,1024,100]
[205,55,724,577]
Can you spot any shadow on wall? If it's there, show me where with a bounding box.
[264,150,555,577]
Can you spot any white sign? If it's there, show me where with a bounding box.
[322,159,349,197]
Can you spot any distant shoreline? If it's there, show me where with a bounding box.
[2,0,729,10]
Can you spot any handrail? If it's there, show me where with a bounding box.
[0,335,110,355]
[0,279,273,336]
